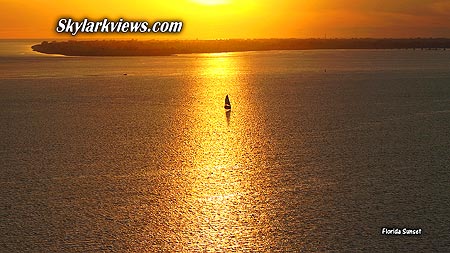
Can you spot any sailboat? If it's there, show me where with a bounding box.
[224,95,231,110]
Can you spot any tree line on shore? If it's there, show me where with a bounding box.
[31,38,450,56]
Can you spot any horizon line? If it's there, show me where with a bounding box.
[3,37,450,41]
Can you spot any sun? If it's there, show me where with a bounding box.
[191,0,230,5]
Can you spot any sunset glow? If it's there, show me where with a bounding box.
[191,0,230,5]
[1,0,450,38]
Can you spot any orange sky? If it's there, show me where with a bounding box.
[1,0,450,39]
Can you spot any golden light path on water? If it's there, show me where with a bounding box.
[161,53,278,251]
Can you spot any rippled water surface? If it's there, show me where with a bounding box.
[1,41,450,251]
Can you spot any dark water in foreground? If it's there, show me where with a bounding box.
[1,42,450,252]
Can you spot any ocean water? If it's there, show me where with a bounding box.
[1,40,450,252]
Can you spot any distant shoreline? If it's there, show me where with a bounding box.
[31,38,450,56]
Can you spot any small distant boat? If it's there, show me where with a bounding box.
[224,95,231,110]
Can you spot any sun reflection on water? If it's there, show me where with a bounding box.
[163,53,276,251]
